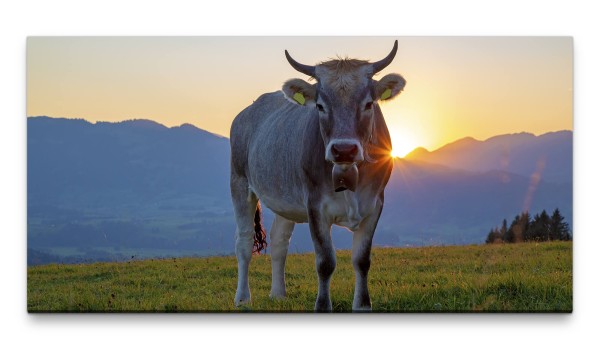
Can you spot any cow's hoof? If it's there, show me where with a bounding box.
[352,297,372,312]
[352,305,372,312]
[269,290,287,300]
[314,298,332,312]
[234,290,251,307]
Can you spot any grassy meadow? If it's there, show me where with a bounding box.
[27,242,572,313]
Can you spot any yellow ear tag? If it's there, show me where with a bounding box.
[293,92,305,105]
[380,88,392,100]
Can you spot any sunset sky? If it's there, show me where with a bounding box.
[27,36,572,156]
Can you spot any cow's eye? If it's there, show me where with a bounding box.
[316,104,325,112]
[364,102,373,111]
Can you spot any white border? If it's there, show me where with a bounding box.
[3,1,598,346]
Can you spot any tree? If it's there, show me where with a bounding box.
[485,228,494,244]
[526,213,539,241]
[486,208,571,244]
[499,219,508,240]
[506,212,529,243]
[550,208,571,241]
[504,215,518,243]
[486,227,502,244]
[529,210,550,241]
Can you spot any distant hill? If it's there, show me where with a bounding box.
[27,117,573,264]
[28,116,234,263]
[28,116,230,204]
[405,131,573,184]
[377,158,572,246]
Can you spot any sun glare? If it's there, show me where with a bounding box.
[390,148,403,158]
[389,130,419,158]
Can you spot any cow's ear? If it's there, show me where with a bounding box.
[282,79,316,106]
[375,73,406,101]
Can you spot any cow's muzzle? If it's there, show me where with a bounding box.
[326,139,364,164]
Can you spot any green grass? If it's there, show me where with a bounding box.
[27,241,572,312]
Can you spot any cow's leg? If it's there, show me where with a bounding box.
[307,207,335,312]
[231,174,258,306]
[269,215,295,299]
[351,202,383,312]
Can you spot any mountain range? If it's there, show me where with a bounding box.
[405,131,572,184]
[27,116,573,265]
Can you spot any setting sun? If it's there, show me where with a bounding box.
[390,148,403,158]
[389,128,419,158]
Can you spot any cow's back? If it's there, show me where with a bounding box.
[230,92,287,177]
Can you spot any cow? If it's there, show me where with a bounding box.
[230,41,406,312]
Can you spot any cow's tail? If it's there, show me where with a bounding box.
[252,201,268,255]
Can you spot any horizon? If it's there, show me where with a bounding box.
[27,114,572,155]
[27,111,574,264]
[27,37,573,158]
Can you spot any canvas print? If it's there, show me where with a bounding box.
[27,37,572,312]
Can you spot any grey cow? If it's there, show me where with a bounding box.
[230,41,406,312]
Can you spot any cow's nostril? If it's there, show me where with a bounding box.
[331,143,359,161]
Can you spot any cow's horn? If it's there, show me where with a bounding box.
[371,40,398,74]
[285,50,316,77]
